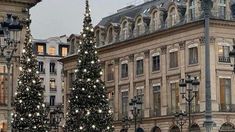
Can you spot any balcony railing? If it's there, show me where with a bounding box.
[167,106,180,115]
[219,104,235,112]
[218,56,230,63]
[150,109,161,117]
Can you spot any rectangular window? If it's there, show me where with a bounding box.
[219,0,226,19]
[220,78,231,105]
[153,85,161,116]
[108,91,114,112]
[107,64,114,81]
[37,45,45,55]
[189,47,198,65]
[38,61,44,73]
[50,95,55,106]
[169,51,178,68]
[121,63,128,78]
[170,82,179,113]
[121,91,128,116]
[218,45,230,63]
[152,55,160,71]
[61,47,68,57]
[50,62,56,73]
[136,59,144,75]
[48,47,56,55]
[50,79,56,91]
[136,88,144,117]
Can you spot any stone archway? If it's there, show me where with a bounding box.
[137,127,144,132]
[220,122,235,132]
[191,124,200,132]
[169,125,180,132]
[151,126,161,132]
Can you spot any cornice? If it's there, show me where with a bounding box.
[0,0,41,7]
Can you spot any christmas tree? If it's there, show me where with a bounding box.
[65,0,113,131]
[11,19,49,132]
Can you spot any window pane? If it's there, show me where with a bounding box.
[122,91,128,115]
[121,63,128,78]
[49,47,56,55]
[153,85,161,115]
[189,47,198,64]
[170,51,178,68]
[37,45,44,55]
[136,59,144,75]
[152,55,160,71]
[107,64,114,81]
[62,47,68,56]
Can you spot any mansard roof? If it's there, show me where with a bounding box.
[97,0,185,26]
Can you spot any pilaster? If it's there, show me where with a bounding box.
[114,58,119,120]
[144,50,150,117]
[160,46,167,115]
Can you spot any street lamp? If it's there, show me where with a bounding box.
[50,105,64,132]
[121,115,131,132]
[229,45,235,73]
[174,111,187,132]
[129,96,142,132]
[179,75,200,131]
[0,14,23,132]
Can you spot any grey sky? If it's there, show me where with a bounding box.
[30,0,142,39]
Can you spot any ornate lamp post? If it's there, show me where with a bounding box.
[50,105,64,132]
[174,111,187,132]
[121,115,131,132]
[0,14,22,132]
[179,75,200,131]
[229,45,235,73]
[129,96,142,132]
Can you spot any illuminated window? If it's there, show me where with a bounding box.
[61,47,68,56]
[50,79,56,91]
[37,45,44,55]
[48,47,56,55]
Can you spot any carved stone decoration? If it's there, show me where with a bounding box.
[129,54,134,62]
[179,41,186,50]
[199,36,205,45]
[161,46,167,55]
[210,36,216,44]
[144,50,150,58]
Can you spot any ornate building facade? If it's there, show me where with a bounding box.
[61,0,235,131]
[0,0,40,131]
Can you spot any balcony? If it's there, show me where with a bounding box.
[218,56,231,63]
[150,109,161,117]
[219,104,235,112]
[167,107,180,115]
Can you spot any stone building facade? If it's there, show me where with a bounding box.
[32,35,69,129]
[0,0,40,131]
[61,0,235,131]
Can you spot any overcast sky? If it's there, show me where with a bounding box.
[30,0,143,39]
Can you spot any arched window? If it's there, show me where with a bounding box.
[152,11,158,30]
[169,7,176,27]
[122,21,128,40]
[108,27,113,43]
[220,123,235,131]
[170,125,180,132]
[136,18,142,36]
[189,0,195,20]
[191,124,200,132]
[95,30,100,46]
[151,126,161,132]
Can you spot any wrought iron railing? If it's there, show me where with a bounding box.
[218,56,230,63]
[219,104,235,112]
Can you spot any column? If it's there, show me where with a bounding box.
[144,50,150,117]
[179,41,186,111]
[129,54,134,99]
[114,58,119,120]
[160,46,167,115]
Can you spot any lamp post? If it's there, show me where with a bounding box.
[0,14,22,132]
[121,115,131,132]
[50,105,64,132]
[129,96,142,132]
[174,111,187,132]
[179,75,200,131]
[229,45,235,73]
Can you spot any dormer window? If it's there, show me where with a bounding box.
[108,27,113,43]
[136,19,142,36]
[152,11,158,30]
[169,8,176,27]
[122,21,128,40]
[48,46,56,55]
[219,0,226,19]
[189,0,196,20]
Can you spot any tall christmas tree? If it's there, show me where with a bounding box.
[65,0,113,131]
[11,19,49,132]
